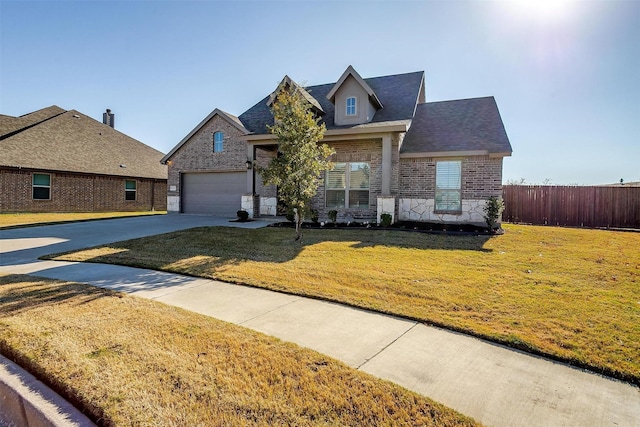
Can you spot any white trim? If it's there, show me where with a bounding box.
[346,96,357,116]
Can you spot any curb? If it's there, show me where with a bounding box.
[0,354,95,427]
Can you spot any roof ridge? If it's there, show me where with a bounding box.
[306,69,425,90]
[0,108,67,141]
[423,96,495,106]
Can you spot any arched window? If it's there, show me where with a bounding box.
[213,131,224,153]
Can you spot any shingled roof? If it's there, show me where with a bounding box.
[401,97,512,156]
[0,105,65,138]
[239,70,425,134]
[1,107,167,180]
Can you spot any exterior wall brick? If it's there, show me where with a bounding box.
[167,115,248,201]
[399,156,503,201]
[255,147,277,198]
[0,168,166,213]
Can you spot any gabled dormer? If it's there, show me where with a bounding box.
[266,75,325,116]
[326,66,383,126]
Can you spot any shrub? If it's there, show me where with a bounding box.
[380,213,392,227]
[236,210,249,222]
[483,196,505,231]
[310,209,319,224]
[328,210,338,224]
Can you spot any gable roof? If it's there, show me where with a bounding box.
[266,75,325,114]
[401,97,512,156]
[161,108,248,163]
[326,65,383,109]
[239,70,425,134]
[1,108,167,179]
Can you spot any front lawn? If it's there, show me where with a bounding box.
[0,274,476,426]
[46,224,640,385]
[0,211,166,229]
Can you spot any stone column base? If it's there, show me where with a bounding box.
[260,197,278,216]
[241,195,254,218]
[377,196,396,224]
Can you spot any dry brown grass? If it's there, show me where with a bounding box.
[0,274,477,426]
[47,224,640,385]
[0,211,165,228]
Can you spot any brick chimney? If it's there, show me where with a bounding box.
[103,108,115,128]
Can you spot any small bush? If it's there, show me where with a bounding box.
[236,210,249,221]
[483,196,505,231]
[380,213,392,227]
[310,209,319,224]
[328,210,338,224]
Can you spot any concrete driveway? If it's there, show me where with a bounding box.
[1,215,638,427]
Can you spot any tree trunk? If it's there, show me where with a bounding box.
[294,207,303,242]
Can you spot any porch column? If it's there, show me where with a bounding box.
[246,144,254,194]
[381,135,392,196]
[242,144,256,218]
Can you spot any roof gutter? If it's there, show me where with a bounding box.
[400,150,512,158]
[244,122,410,143]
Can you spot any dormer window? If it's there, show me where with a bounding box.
[346,97,357,116]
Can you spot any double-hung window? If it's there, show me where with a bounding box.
[435,160,462,212]
[213,131,224,153]
[346,97,357,116]
[125,180,137,201]
[326,162,370,209]
[32,173,51,200]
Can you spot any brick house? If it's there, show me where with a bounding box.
[162,66,512,224]
[1,106,167,213]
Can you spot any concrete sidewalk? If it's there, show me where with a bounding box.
[1,216,639,426]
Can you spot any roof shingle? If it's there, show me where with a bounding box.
[239,71,425,134]
[401,97,512,155]
[1,108,167,179]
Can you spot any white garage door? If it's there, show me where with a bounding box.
[182,172,246,216]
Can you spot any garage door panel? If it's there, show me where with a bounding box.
[182,172,245,216]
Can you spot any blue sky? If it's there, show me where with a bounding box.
[1,0,638,185]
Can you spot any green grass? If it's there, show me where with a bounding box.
[46,224,640,385]
[0,211,166,229]
[0,274,477,426]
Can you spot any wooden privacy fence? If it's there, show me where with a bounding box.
[502,185,640,229]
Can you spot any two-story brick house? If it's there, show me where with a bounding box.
[162,66,512,224]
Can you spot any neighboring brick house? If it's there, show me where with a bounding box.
[1,106,167,213]
[162,66,512,224]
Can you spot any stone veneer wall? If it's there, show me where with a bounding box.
[398,156,503,223]
[166,115,248,212]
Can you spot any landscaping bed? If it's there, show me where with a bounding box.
[268,220,498,235]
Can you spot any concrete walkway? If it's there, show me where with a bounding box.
[1,216,638,426]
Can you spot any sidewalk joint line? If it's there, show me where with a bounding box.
[238,298,301,326]
[356,322,419,370]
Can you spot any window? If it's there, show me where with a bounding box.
[32,173,51,200]
[346,97,357,116]
[213,131,224,153]
[125,180,136,201]
[435,160,462,212]
[326,162,370,208]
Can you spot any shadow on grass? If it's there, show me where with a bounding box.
[41,226,497,279]
[0,274,118,315]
